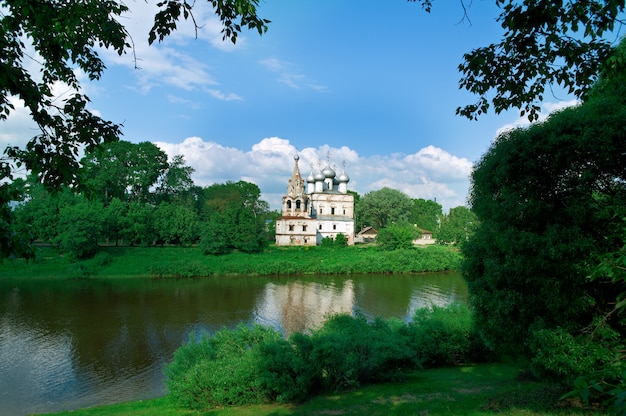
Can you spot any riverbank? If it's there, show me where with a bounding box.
[41,363,598,416]
[0,244,461,279]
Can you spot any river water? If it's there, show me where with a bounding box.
[0,273,467,415]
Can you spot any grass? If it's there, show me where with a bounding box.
[0,244,461,279]
[41,364,601,416]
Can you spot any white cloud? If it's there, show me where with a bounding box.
[101,1,242,97]
[495,99,580,137]
[259,58,329,92]
[153,136,471,212]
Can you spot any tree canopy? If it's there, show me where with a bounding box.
[463,38,626,407]
[355,187,413,231]
[455,0,626,121]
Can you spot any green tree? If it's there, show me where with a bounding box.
[409,198,442,233]
[437,206,477,246]
[155,155,196,205]
[199,213,231,255]
[376,223,418,251]
[356,187,413,230]
[454,0,626,121]
[0,0,269,258]
[55,196,104,259]
[200,181,269,254]
[463,39,626,369]
[102,197,127,246]
[80,141,169,204]
[13,176,76,244]
[120,202,156,246]
[154,202,200,246]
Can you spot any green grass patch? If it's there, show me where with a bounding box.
[0,244,461,279]
[41,364,600,416]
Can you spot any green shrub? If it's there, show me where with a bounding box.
[310,313,418,391]
[256,332,317,402]
[166,305,484,409]
[166,324,284,409]
[529,324,621,382]
[404,303,485,367]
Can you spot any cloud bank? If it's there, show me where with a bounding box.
[154,136,472,212]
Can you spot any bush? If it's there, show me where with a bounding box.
[309,313,418,391]
[256,332,318,402]
[166,305,484,409]
[404,303,487,367]
[166,324,284,409]
[529,321,622,382]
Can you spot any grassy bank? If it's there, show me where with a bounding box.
[0,244,461,279]
[42,363,598,416]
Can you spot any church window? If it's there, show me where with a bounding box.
[331,207,335,215]
[333,224,337,230]
[319,224,322,230]
[319,208,323,214]
[302,225,307,232]
[287,200,292,209]
[296,200,301,209]
[289,225,294,231]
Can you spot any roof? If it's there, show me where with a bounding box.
[357,226,378,236]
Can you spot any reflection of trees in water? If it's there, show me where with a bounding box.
[0,273,467,414]
[0,278,263,400]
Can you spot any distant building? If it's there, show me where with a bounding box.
[275,155,355,246]
[413,227,436,245]
[355,226,378,243]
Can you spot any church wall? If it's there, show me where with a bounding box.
[275,218,317,246]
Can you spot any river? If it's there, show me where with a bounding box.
[0,272,467,415]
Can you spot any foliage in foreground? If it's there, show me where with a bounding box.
[463,38,626,414]
[165,304,488,410]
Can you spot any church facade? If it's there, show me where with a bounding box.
[275,155,355,246]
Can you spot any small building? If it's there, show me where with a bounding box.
[275,155,355,246]
[413,227,436,245]
[355,226,378,243]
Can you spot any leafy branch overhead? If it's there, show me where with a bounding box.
[149,0,271,45]
[456,0,626,121]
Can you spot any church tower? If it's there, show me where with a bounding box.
[275,154,355,246]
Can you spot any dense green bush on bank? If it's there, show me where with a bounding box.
[165,304,488,410]
[0,244,461,279]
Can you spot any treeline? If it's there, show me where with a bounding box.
[11,141,273,259]
[8,140,479,260]
[355,187,478,247]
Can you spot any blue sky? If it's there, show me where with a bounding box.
[2,1,581,212]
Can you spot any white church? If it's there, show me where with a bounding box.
[275,155,355,246]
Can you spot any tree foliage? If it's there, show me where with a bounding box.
[376,223,418,251]
[409,198,442,233]
[79,141,169,204]
[0,0,270,258]
[437,206,477,246]
[463,37,626,386]
[456,0,626,121]
[200,181,269,255]
[356,187,413,231]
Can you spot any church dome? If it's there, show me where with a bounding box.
[306,171,315,183]
[322,164,336,178]
[314,169,325,181]
[338,171,350,183]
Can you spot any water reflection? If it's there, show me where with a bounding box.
[0,273,466,415]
